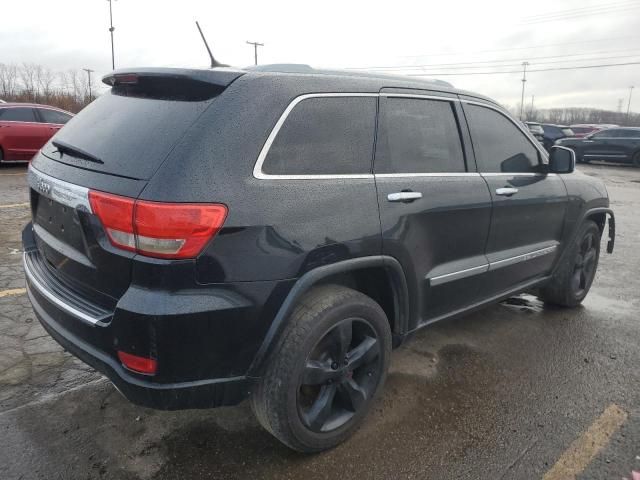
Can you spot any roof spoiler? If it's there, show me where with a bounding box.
[102,68,244,101]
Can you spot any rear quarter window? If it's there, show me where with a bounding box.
[261,96,376,176]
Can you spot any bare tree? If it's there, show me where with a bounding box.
[19,63,38,101]
[36,65,55,101]
[0,63,19,98]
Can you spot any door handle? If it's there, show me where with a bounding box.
[496,187,519,196]
[387,191,423,203]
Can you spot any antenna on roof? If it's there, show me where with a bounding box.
[195,21,226,68]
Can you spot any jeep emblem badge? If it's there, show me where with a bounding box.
[37,179,51,196]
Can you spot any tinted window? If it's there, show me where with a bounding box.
[38,109,72,125]
[590,130,611,139]
[262,97,376,175]
[0,107,36,122]
[614,129,640,138]
[375,98,465,173]
[465,104,541,173]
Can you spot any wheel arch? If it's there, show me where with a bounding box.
[553,207,615,279]
[247,256,409,377]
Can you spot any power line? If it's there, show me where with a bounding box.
[522,0,637,21]
[405,61,640,76]
[354,52,640,72]
[399,35,640,59]
[521,1,640,24]
[349,47,640,71]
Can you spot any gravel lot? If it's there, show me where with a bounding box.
[0,162,638,479]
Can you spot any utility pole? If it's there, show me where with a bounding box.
[107,0,116,70]
[627,86,634,123]
[83,68,95,101]
[519,61,529,120]
[246,41,264,66]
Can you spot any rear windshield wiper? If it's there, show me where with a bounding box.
[52,140,104,164]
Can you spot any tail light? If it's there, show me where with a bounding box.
[89,191,227,259]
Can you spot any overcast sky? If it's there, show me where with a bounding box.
[2,0,639,111]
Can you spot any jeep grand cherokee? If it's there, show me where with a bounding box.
[22,65,615,452]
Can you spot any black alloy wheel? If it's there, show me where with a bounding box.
[297,317,382,433]
[571,230,598,298]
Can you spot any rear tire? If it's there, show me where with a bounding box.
[251,285,392,453]
[538,221,601,307]
[632,151,640,168]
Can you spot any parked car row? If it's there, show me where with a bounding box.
[0,103,73,163]
[524,121,639,167]
[556,127,640,167]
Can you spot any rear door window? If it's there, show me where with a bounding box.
[261,96,376,176]
[465,104,541,173]
[0,107,37,122]
[375,97,466,173]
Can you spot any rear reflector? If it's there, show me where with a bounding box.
[117,351,157,375]
[88,191,227,259]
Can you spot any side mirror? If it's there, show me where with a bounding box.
[548,146,575,174]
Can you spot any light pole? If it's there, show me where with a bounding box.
[627,86,634,124]
[519,61,529,120]
[246,41,264,66]
[83,68,95,101]
[107,0,116,70]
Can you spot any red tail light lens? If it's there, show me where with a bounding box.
[117,350,157,375]
[89,191,227,259]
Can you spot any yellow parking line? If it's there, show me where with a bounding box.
[543,404,627,480]
[0,288,26,298]
[0,173,27,176]
[0,202,29,209]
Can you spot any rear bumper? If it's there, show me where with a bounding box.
[22,223,293,410]
[27,278,253,410]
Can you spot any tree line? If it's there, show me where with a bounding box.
[512,105,640,127]
[0,63,95,113]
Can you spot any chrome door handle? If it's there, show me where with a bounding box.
[496,187,518,196]
[387,191,423,202]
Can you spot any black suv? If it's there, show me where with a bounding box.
[22,66,615,452]
[556,127,640,166]
[540,124,576,152]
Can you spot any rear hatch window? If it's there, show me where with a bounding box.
[41,70,243,180]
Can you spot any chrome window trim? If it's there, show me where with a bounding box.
[253,93,379,180]
[28,165,93,213]
[460,99,550,163]
[427,245,558,286]
[380,92,459,102]
[23,253,107,327]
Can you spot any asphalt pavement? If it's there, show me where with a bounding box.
[0,162,638,480]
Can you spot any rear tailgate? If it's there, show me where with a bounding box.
[27,68,244,310]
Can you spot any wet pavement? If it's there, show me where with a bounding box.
[0,163,638,479]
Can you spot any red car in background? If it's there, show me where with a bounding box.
[569,124,619,138]
[0,103,73,163]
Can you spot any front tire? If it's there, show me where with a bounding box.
[538,221,601,307]
[251,285,392,453]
